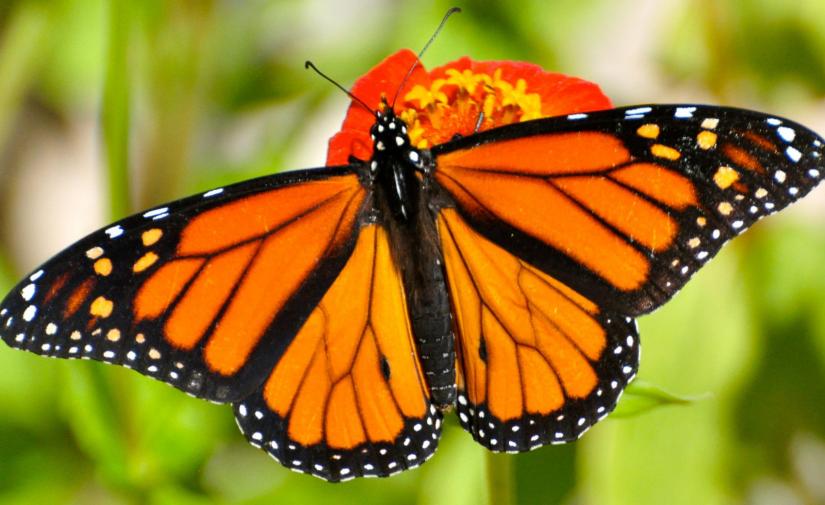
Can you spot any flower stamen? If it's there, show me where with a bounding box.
[401,67,546,148]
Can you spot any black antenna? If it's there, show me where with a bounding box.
[391,7,462,108]
[305,60,376,115]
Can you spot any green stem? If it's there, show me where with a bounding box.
[486,452,515,505]
[138,1,214,209]
[102,0,132,219]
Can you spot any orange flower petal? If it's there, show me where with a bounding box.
[325,50,612,165]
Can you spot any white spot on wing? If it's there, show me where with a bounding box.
[105,225,124,239]
[675,106,696,118]
[625,106,652,115]
[20,284,36,301]
[143,207,169,218]
[203,188,224,198]
[786,147,802,163]
[777,126,796,142]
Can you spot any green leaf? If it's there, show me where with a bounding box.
[60,364,131,492]
[612,380,712,418]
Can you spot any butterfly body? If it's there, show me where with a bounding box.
[367,109,457,407]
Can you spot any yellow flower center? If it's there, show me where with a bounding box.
[400,67,545,148]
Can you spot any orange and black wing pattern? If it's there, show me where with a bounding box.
[233,224,440,481]
[438,209,638,450]
[0,167,366,402]
[433,105,825,315]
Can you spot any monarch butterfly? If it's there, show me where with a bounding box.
[1,46,823,483]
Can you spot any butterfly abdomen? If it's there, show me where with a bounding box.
[404,223,456,408]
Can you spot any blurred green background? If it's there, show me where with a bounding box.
[1,1,824,504]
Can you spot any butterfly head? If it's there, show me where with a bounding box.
[370,108,426,174]
[371,109,409,152]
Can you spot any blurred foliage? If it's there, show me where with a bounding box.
[0,1,824,504]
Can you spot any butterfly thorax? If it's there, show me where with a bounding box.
[369,110,425,223]
[369,109,457,408]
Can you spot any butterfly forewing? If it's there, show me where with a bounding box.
[0,167,366,402]
[432,105,825,315]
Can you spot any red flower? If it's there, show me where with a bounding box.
[326,49,612,165]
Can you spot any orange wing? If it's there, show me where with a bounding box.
[432,105,825,314]
[234,224,440,481]
[438,209,638,450]
[0,168,366,402]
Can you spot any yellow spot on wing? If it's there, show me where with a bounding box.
[697,130,717,150]
[696,216,707,227]
[755,188,768,199]
[718,201,734,216]
[136,333,146,344]
[701,118,719,129]
[636,124,660,139]
[90,296,114,318]
[94,258,113,276]
[688,237,701,248]
[713,166,739,189]
[142,228,163,246]
[106,329,121,342]
[651,144,681,160]
[133,252,159,273]
[86,247,104,259]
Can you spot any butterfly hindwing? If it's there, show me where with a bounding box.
[0,167,366,402]
[433,105,825,315]
[233,223,441,482]
[437,209,638,450]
